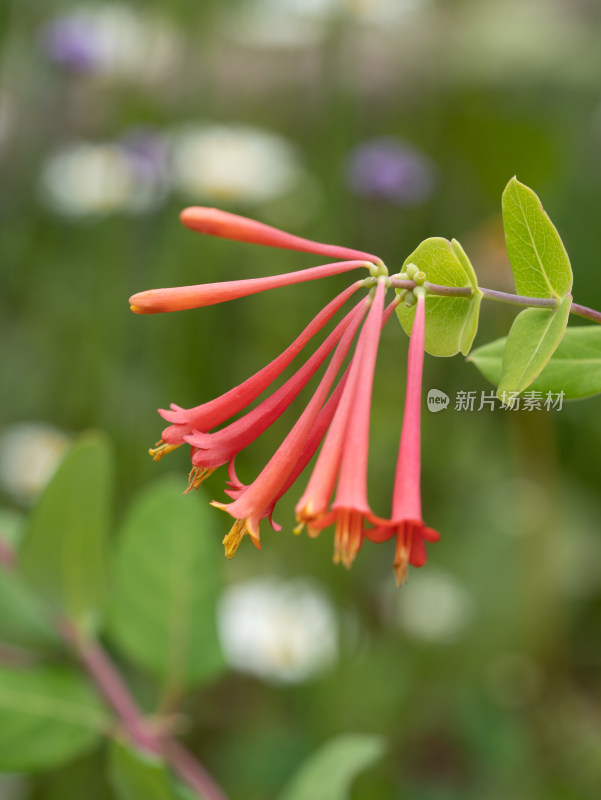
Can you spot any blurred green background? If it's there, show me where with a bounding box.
[1,0,601,798]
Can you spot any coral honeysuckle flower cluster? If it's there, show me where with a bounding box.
[129,207,439,585]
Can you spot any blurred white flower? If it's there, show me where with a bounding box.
[217,578,338,683]
[0,423,71,505]
[40,133,168,217]
[341,0,425,25]
[223,0,336,49]
[223,0,425,47]
[40,4,182,84]
[171,124,302,205]
[395,570,473,643]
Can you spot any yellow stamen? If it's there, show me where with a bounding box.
[222,518,250,559]
[184,465,217,493]
[393,527,410,587]
[333,509,363,569]
[295,501,323,538]
[149,440,182,462]
[130,305,145,314]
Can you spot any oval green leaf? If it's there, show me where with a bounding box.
[497,294,572,401]
[19,432,113,632]
[277,734,386,800]
[0,510,57,647]
[502,177,572,300]
[109,740,184,800]
[397,238,482,357]
[0,568,58,648]
[107,475,224,692]
[469,325,601,400]
[0,665,107,771]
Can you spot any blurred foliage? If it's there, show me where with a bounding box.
[1,0,601,798]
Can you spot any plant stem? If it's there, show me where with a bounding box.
[390,278,473,298]
[62,622,231,800]
[64,626,159,754]
[478,287,556,308]
[388,278,601,324]
[570,302,601,325]
[0,538,230,800]
[165,740,231,800]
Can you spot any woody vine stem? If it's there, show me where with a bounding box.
[387,277,601,324]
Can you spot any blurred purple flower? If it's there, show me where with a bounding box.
[119,129,169,183]
[346,138,436,206]
[40,15,102,73]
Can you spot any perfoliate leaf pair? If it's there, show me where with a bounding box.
[397,237,482,357]
[472,177,575,400]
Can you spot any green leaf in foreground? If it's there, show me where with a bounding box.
[0,567,58,648]
[108,475,223,691]
[497,294,572,400]
[277,734,386,800]
[397,238,482,357]
[0,507,25,547]
[0,666,108,771]
[109,740,184,800]
[502,177,572,300]
[0,509,56,647]
[469,325,601,400]
[19,432,113,631]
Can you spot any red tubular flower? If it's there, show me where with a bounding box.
[129,259,370,315]
[211,300,369,557]
[294,281,388,568]
[367,290,440,585]
[183,299,368,491]
[154,282,361,455]
[295,285,397,552]
[179,206,380,263]
[133,205,443,584]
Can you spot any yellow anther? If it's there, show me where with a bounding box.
[184,466,217,493]
[149,440,181,462]
[222,519,249,559]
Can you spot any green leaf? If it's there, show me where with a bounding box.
[451,238,479,290]
[108,475,224,692]
[277,734,386,800]
[19,432,113,632]
[0,507,25,547]
[502,177,572,300]
[108,740,183,800]
[0,665,108,771]
[396,238,482,357]
[470,325,601,400]
[0,568,58,648]
[0,509,58,648]
[497,294,572,401]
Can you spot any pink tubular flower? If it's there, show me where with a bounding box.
[153,282,361,456]
[295,281,388,568]
[211,299,370,557]
[129,259,370,315]
[367,289,440,585]
[132,204,442,584]
[183,299,368,491]
[179,206,381,263]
